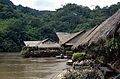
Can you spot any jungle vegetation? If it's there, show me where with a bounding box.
[0,0,120,52]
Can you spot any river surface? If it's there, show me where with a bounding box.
[0,53,67,79]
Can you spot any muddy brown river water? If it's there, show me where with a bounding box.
[0,53,67,79]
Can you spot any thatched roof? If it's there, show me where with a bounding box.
[72,26,98,48]
[37,43,60,48]
[62,30,85,45]
[56,32,75,44]
[24,41,42,47]
[73,9,120,49]
[56,31,85,45]
[24,38,60,48]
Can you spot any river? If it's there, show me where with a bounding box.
[0,53,67,79]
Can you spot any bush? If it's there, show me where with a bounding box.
[20,47,30,58]
[72,52,86,62]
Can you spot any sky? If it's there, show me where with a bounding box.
[10,0,120,11]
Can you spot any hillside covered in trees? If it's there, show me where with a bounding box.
[0,0,120,52]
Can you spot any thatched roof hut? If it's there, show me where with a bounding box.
[73,9,120,49]
[56,31,85,45]
[24,38,60,48]
[23,39,61,57]
[37,38,60,48]
[56,32,76,44]
[62,31,85,45]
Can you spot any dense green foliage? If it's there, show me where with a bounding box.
[85,35,120,69]
[0,0,120,52]
[72,52,86,61]
[20,47,29,58]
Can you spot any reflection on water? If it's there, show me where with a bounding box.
[0,53,67,79]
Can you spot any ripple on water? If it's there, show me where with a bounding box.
[0,53,67,79]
